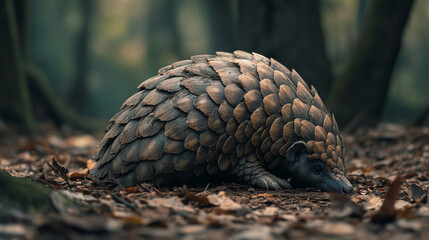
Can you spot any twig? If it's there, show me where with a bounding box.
[204,182,211,192]
[47,157,70,188]
[111,193,137,210]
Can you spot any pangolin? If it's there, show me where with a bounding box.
[89,50,353,194]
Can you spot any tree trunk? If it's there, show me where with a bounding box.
[329,0,415,127]
[26,64,104,132]
[68,0,93,114]
[414,103,429,126]
[357,0,369,31]
[237,0,333,99]
[145,0,183,73]
[205,0,236,53]
[0,0,102,132]
[0,0,35,131]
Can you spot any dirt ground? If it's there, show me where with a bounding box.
[0,123,428,240]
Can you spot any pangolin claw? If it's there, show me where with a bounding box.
[255,174,291,190]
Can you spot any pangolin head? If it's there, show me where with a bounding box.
[276,71,353,194]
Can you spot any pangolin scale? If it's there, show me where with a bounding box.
[89,50,353,194]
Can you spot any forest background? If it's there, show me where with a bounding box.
[1,0,426,132]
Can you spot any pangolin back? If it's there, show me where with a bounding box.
[89,50,349,192]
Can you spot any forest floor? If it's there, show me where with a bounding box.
[0,123,428,240]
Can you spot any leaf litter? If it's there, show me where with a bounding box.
[0,123,428,239]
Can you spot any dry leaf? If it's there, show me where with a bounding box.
[146,197,195,213]
[409,184,427,203]
[261,207,279,217]
[206,191,242,211]
[360,195,383,211]
[306,220,355,236]
[67,168,89,179]
[179,225,206,234]
[184,189,211,206]
[74,156,89,165]
[67,135,98,148]
[47,157,69,184]
[372,175,402,224]
[124,186,139,193]
[329,193,365,218]
[87,159,96,169]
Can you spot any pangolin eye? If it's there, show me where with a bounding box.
[313,165,322,175]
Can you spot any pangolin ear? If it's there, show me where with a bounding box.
[286,141,307,166]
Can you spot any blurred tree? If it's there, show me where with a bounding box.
[205,0,236,52]
[414,103,429,126]
[237,0,333,99]
[357,0,368,31]
[146,0,183,72]
[329,0,415,127]
[68,0,93,114]
[0,0,35,131]
[0,0,101,132]
[26,65,102,132]
[382,0,429,125]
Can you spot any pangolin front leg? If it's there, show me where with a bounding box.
[232,154,292,190]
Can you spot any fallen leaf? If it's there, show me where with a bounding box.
[111,211,149,225]
[50,190,97,215]
[322,222,354,235]
[396,205,415,220]
[206,191,242,211]
[371,175,402,224]
[280,214,297,222]
[417,206,429,217]
[18,139,52,152]
[47,157,69,185]
[329,193,365,218]
[67,168,88,179]
[396,219,422,232]
[306,220,355,236]
[17,152,37,162]
[261,207,279,217]
[67,135,98,148]
[394,200,412,210]
[179,225,206,234]
[361,195,383,211]
[233,226,274,240]
[119,215,148,225]
[216,197,242,211]
[47,135,68,149]
[408,184,427,203]
[86,159,96,169]
[146,197,195,213]
[124,186,139,193]
[184,189,211,206]
[0,224,27,237]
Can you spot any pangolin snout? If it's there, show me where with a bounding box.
[338,176,353,194]
[341,184,353,194]
[321,174,353,194]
